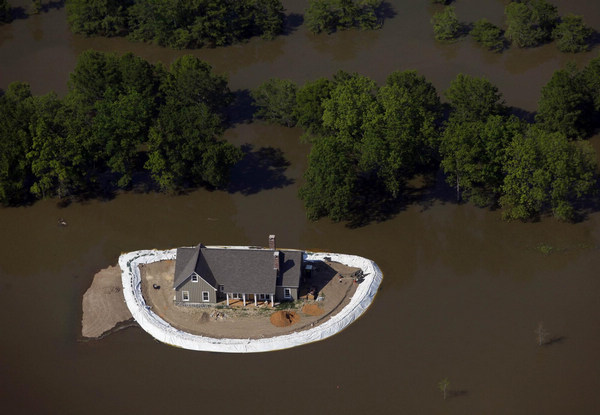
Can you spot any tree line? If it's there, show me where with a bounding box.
[64,0,390,48]
[251,58,600,222]
[432,0,595,53]
[65,0,286,48]
[0,51,241,205]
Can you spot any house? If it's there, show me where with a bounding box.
[173,235,303,307]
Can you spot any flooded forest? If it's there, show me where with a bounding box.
[1,0,599,414]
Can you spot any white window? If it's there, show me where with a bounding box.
[182,291,190,302]
[218,285,224,292]
[191,274,198,283]
[202,291,209,302]
[284,288,292,299]
[232,293,241,299]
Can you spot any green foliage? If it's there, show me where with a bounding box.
[66,0,285,48]
[66,0,131,36]
[582,57,600,114]
[431,6,460,42]
[299,135,357,221]
[251,78,298,126]
[299,71,442,222]
[294,78,334,136]
[440,115,522,204]
[305,0,382,34]
[504,0,558,48]
[445,73,506,122]
[0,0,11,23]
[471,18,505,52]
[0,51,241,204]
[535,64,594,140]
[500,126,597,221]
[0,83,34,204]
[553,14,593,53]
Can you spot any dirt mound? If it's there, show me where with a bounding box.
[270,311,300,327]
[302,304,324,316]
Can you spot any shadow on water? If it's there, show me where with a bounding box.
[7,0,65,21]
[282,13,304,36]
[543,336,566,346]
[226,89,256,126]
[227,144,294,195]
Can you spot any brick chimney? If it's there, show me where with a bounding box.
[269,234,276,250]
[273,251,280,273]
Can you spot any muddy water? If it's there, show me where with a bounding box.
[1,0,600,414]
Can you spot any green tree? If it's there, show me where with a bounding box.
[431,6,460,42]
[0,0,12,23]
[305,0,337,33]
[536,64,594,140]
[145,102,241,191]
[305,0,381,34]
[27,94,81,199]
[321,72,378,140]
[251,78,298,126]
[161,55,231,116]
[362,71,441,196]
[500,126,597,221]
[0,83,35,204]
[251,0,285,40]
[440,115,522,203]
[582,57,600,116]
[445,73,506,122]
[66,0,130,36]
[553,14,593,53]
[299,135,357,221]
[471,18,505,52]
[294,78,334,136]
[504,0,558,48]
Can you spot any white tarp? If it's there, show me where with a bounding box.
[119,246,383,353]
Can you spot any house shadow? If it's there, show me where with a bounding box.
[297,260,361,299]
[227,144,294,195]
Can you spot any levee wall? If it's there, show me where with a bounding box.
[119,246,383,353]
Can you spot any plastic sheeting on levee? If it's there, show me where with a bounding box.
[119,246,383,353]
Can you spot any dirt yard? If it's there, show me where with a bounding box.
[81,265,133,338]
[139,259,360,339]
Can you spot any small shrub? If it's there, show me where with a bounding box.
[553,14,593,53]
[471,18,505,52]
[431,6,460,42]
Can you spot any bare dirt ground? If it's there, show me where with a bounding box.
[82,266,133,338]
[139,259,360,339]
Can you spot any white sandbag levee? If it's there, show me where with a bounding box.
[119,246,383,353]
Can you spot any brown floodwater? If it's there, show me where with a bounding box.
[1,1,600,414]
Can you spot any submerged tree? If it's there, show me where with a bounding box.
[431,6,460,42]
[0,0,12,23]
[500,126,597,221]
[251,78,298,126]
[504,0,558,48]
[471,18,505,52]
[553,14,593,53]
[438,378,450,400]
[305,0,382,34]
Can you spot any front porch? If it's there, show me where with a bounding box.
[222,292,275,307]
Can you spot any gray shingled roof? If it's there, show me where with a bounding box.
[173,246,303,294]
[201,248,277,294]
[173,246,200,289]
[277,250,302,288]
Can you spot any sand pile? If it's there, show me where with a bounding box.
[82,265,133,338]
[302,304,324,316]
[270,311,300,327]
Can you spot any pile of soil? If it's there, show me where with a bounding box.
[302,304,324,316]
[270,311,300,327]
